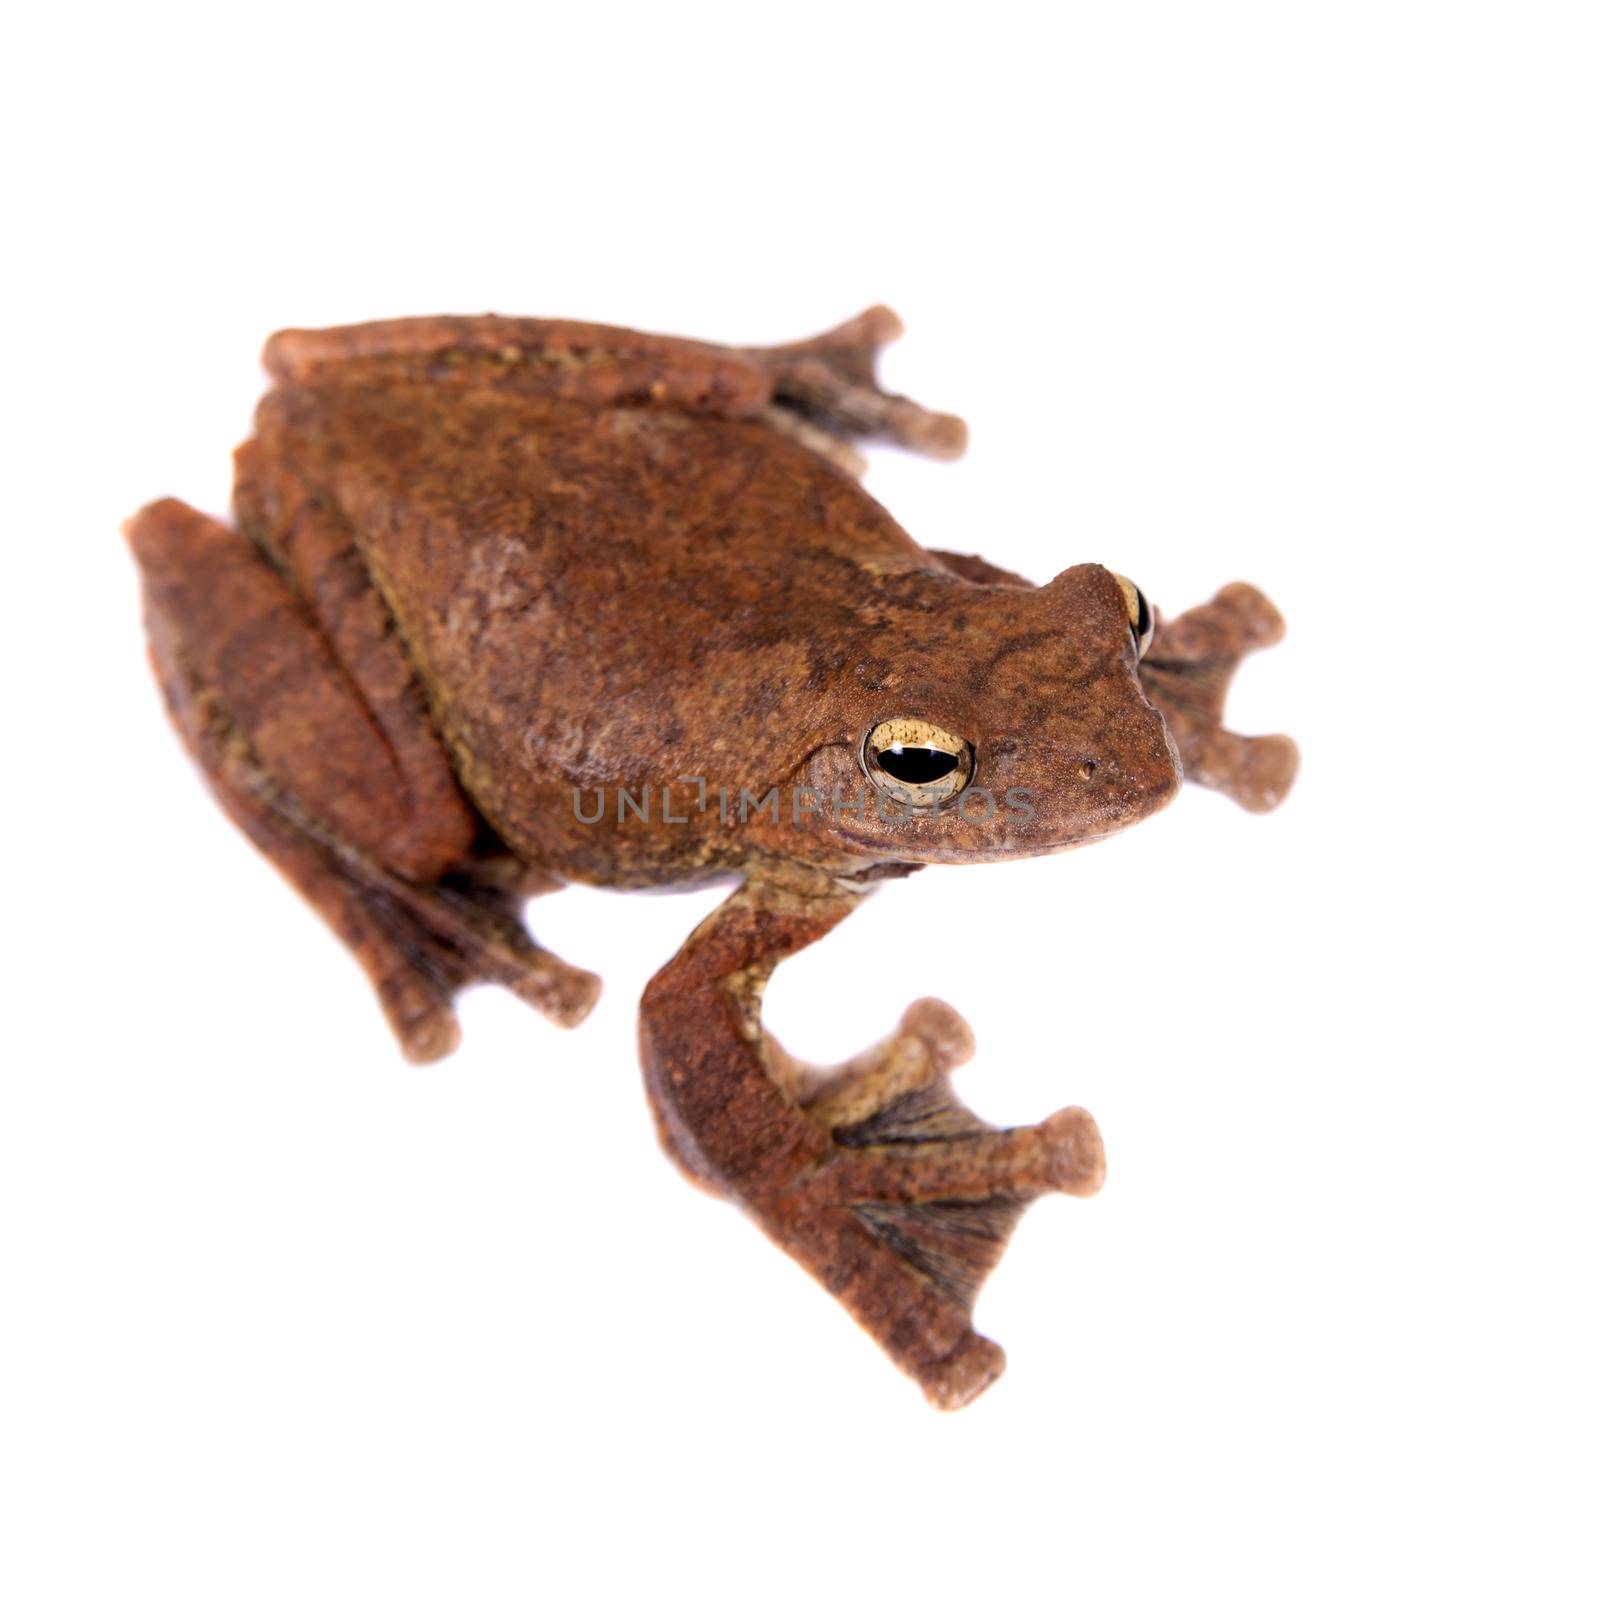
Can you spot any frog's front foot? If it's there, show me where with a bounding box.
[640,881,1102,1410]
[786,999,1104,1406]
[1140,581,1300,812]
[736,306,968,473]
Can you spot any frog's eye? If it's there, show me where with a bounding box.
[861,718,974,810]
[1113,573,1155,659]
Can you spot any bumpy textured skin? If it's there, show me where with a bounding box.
[126,308,1295,1407]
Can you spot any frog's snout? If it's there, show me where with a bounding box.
[1096,754,1181,821]
[1085,701,1183,820]
[1138,707,1186,802]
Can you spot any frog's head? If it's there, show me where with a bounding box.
[797,563,1181,866]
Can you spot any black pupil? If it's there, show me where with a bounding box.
[1134,588,1152,641]
[876,744,960,785]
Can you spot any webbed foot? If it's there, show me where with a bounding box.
[1140,582,1300,812]
[737,306,969,472]
[785,999,1103,1406]
[641,881,1102,1409]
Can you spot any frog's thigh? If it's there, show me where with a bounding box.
[126,498,599,1061]
[261,316,773,415]
[232,438,477,883]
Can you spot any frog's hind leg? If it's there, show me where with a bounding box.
[640,878,1103,1409]
[734,306,969,473]
[262,307,967,476]
[125,498,600,1062]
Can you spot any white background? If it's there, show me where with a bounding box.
[4,4,1596,1595]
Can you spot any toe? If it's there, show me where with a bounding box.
[1042,1107,1107,1196]
[899,998,976,1071]
[919,1331,1007,1411]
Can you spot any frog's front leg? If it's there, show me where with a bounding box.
[639,876,1104,1410]
[126,498,599,1061]
[1140,583,1300,812]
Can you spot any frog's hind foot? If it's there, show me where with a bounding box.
[641,884,1103,1410]
[219,811,599,1064]
[738,306,968,471]
[338,849,603,1061]
[126,497,600,1063]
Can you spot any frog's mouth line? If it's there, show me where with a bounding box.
[851,822,1169,868]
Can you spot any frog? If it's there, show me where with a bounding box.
[126,306,1297,1409]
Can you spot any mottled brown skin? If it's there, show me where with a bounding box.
[127,308,1296,1408]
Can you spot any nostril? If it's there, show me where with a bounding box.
[1077,760,1098,781]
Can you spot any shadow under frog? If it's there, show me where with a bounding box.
[126,307,1297,1409]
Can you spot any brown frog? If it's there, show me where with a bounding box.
[126,308,1297,1408]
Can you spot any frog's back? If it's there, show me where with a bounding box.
[253,378,938,866]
